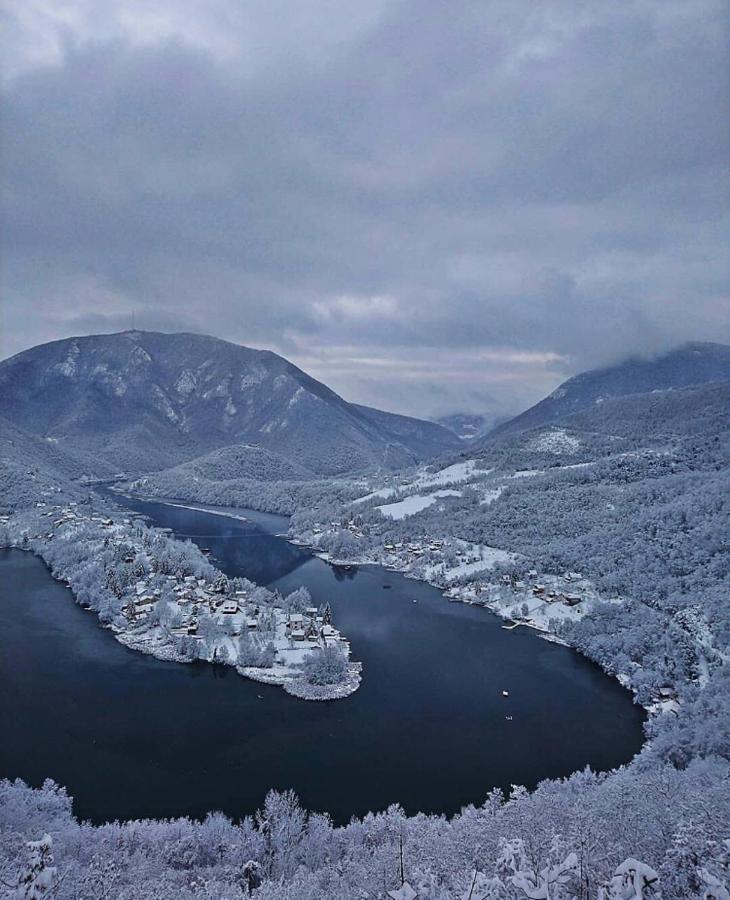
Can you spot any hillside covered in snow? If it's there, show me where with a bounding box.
[0,331,460,477]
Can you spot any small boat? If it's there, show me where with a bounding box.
[502,690,509,697]
[505,716,513,721]
[383,584,391,589]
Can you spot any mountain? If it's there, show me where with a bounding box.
[0,331,461,476]
[488,342,730,438]
[471,380,730,473]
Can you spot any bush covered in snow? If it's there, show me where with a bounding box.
[303,645,349,685]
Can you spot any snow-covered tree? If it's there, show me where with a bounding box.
[14,834,57,899]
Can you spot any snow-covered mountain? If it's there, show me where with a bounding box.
[0,331,460,476]
[488,342,730,438]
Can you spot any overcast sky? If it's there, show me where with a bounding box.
[2,0,728,418]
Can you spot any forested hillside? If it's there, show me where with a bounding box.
[0,331,460,476]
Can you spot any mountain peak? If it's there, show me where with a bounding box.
[0,331,460,476]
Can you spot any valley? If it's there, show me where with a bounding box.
[1,333,728,898]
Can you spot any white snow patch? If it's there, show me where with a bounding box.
[438,544,516,579]
[413,460,481,488]
[479,485,505,506]
[377,490,462,520]
[239,368,266,390]
[53,342,80,378]
[175,370,197,395]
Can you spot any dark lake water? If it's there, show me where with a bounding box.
[0,498,645,824]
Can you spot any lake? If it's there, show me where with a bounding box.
[0,498,645,824]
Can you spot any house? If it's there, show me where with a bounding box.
[289,614,304,626]
[563,594,582,607]
[220,599,239,615]
[532,584,546,595]
[290,629,306,641]
[246,618,258,630]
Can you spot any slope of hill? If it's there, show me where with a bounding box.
[124,441,329,515]
[474,380,730,472]
[288,375,730,707]
[0,331,460,476]
[488,342,730,438]
[143,443,315,483]
[0,416,110,509]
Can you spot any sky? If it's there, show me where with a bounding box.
[1,0,728,420]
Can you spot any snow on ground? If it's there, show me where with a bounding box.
[510,469,545,479]
[377,490,462,520]
[479,485,505,506]
[424,541,517,580]
[528,428,582,454]
[352,460,488,508]
[411,460,481,489]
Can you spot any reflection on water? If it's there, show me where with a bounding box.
[0,499,645,825]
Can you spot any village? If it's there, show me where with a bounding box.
[2,501,361,701]
[295,512,597,624]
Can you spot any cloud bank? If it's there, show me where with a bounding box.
[2,0,728,417]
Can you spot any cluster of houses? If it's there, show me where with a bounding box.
[123,568,350,659]
[383,539,444,558]
[312,518,368,540]
[10,502,358,694]
[497,569,584,608]
[33,502,126,534]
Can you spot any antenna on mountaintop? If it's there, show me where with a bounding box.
[132,309,136,331]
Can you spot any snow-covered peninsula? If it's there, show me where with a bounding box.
[0,501,361,701]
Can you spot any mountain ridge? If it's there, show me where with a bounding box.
[485,341,730,439]
[0,330,460,476]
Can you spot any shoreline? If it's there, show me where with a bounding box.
[2,513,360,703]
[140,495,655,717]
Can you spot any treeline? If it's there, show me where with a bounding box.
[3,752,728,899]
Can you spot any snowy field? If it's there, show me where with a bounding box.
[377,489,462,520]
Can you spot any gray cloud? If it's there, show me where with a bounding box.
[2,0,728,418]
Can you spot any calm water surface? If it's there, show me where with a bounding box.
[0,498,645,823]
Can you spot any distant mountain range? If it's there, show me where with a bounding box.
[486,342,730,439]
[0,331,460,477]
[435,412,506,441]
[2,333,728,488]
